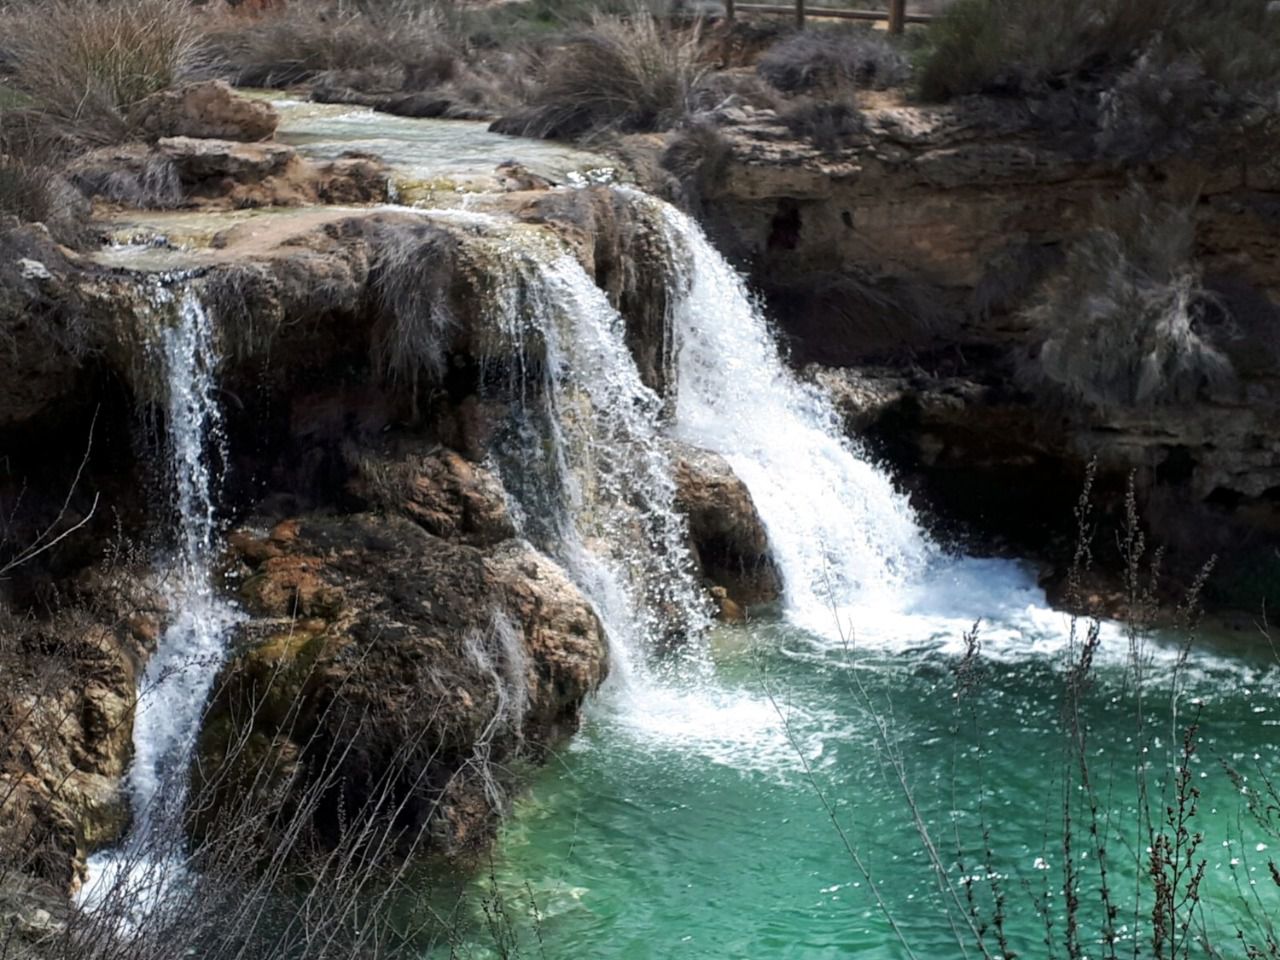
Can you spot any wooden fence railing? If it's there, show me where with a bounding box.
[726,0,931,33]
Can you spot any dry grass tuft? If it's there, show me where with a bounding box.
[492,10,709,140]
[757,27,911,94]
[917,0,1280,107]
[209,0,457,89]
[1,0,209,145]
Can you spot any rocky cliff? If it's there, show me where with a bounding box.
[675,93,1280,610]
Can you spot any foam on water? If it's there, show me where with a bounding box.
[597,678,838,775]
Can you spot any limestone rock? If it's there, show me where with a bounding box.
[157,136,296,182]
[348,444,516,546]
[672,445,781,610]
[196,513,607,858]
[696,97,1280,608]
[0,566,164,891]
[518,188,674,394]
[133,80,279,142]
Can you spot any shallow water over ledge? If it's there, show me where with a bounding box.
[268,96,619,203]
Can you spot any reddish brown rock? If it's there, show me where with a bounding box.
[195,512,607,859]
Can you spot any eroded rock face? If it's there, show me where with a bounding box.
[194,452,607,859]
[70,140,389,211]
[0,223,110,427]
[132,81,280,143]
[672,446,781,617]
[0,567,164,891]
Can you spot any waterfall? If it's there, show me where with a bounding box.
[644,198,935,633]
[461,223,710,676]
[82,285,238,903]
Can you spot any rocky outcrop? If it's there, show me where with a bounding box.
[0,180,780,887]
[70,140,389,211]
[194,457,607,857]
[0,223,109,428]
[672,446,780,619]
[516,189,676,395]
[132,81,280,143]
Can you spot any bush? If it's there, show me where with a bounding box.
[917,0,1280,105]
[1,0,208,144]
[779,93,865,153]
[1021,191,1233,410]
[1096,51,1229,161]
[210,0,458,90]
[757,27,911,94]
[492,11,708,140]
[662,122,731,207]
[0,126,91,246]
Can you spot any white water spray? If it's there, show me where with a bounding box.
[647,200,1205,671]
[649,200,933,631]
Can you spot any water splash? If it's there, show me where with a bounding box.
[82,285,239,905]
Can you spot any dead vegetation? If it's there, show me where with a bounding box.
[492,10,710,140]
[756,27,911,94]
[1020,190,1235,411]
[0,0,210,146]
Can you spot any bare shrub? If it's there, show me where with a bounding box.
[209,0,457,90]
[780,466,1279,958]
[662,122,731,208]
[1,0,209,144]
[757,27,911,94]
[0,158,88,247]
[1020,191,1234,410]
[1096,52,1228,161]
[65,153,182,212]
[492,10,709,140]
[917,0,1280,108]
[779,90,865,153]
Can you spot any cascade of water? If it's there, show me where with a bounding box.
[646,197,935,632]
[82,284,238,900]
[465,223,711,673]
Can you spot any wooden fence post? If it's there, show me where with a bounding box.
[725,0,735,20]
[887,0,905,33]
[795,0,805,28]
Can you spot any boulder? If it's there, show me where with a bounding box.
[347,443,517,546]
[194,512,607,859]
[132,80,279,143]
[69,140,390,210]
[672,445,781,612]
